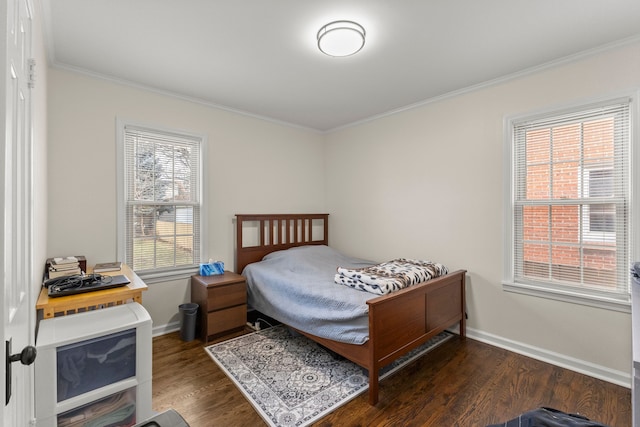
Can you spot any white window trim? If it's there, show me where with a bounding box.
[502,93,639,313]
[116,118,208,283]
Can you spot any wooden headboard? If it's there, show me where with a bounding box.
[235,214,329,273]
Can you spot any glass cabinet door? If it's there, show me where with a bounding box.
[56,329,136,402]
[56,388,137,427]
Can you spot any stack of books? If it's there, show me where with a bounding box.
[48,257,82,279]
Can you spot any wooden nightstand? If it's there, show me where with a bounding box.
[190,271,247,342]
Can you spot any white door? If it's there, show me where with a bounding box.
[1,0,35,426]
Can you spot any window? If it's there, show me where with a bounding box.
[117,121,205,280]
[503,97,633,311]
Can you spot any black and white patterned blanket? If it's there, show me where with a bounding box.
[334,258,448,295]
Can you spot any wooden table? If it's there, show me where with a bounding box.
[36,264,148,319]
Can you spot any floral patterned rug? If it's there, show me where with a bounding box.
[205,325,453,427]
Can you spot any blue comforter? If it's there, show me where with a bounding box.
[242,245,377,344]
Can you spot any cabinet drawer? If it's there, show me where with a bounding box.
[207,282,246,311]
[207,305,246,336]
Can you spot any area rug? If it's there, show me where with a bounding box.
[205,325,453,427]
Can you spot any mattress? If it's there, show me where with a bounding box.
[242,245,377,345]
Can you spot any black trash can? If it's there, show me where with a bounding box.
[178,303,198,342]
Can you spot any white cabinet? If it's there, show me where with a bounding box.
[35,303,153,426]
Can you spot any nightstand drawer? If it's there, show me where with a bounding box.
[191,271,248,342]
[208,282,246,311]
[207,305,246,336]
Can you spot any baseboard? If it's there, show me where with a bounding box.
[152,310,281,338]
[153,321,179,337]
[463,326,631,388]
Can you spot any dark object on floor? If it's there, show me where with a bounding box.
[487,407,609,427]
[178,303,198,342]
[247,309,281,330]
[133,409,190,426]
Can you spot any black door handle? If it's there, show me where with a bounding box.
[5,340,37,404]
[8,345,37,365]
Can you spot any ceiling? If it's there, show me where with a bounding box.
[41,0,640,132]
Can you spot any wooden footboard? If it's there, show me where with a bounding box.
[368,269,465,404]
[295,269,466,405]
[235,214,467,405]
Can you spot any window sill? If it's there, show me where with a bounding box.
[502,281,631,313]
[136,267,200,284]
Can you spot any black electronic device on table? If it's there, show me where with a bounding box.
[45,273,131,298]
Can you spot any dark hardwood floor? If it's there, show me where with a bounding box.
[151,328,631,427]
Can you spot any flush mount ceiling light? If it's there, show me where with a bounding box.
[317,20,366,57]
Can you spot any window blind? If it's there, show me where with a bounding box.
[510,98,631,303]
[122,125,202,273]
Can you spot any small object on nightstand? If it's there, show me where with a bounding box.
[190,271,247,342]
[199,261,224,276]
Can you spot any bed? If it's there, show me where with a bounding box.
[235,213,467,405]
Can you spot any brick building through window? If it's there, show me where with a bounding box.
[521,118,617,288]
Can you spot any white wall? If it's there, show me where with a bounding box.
[46,69,325,328]
[324,41,640,383]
